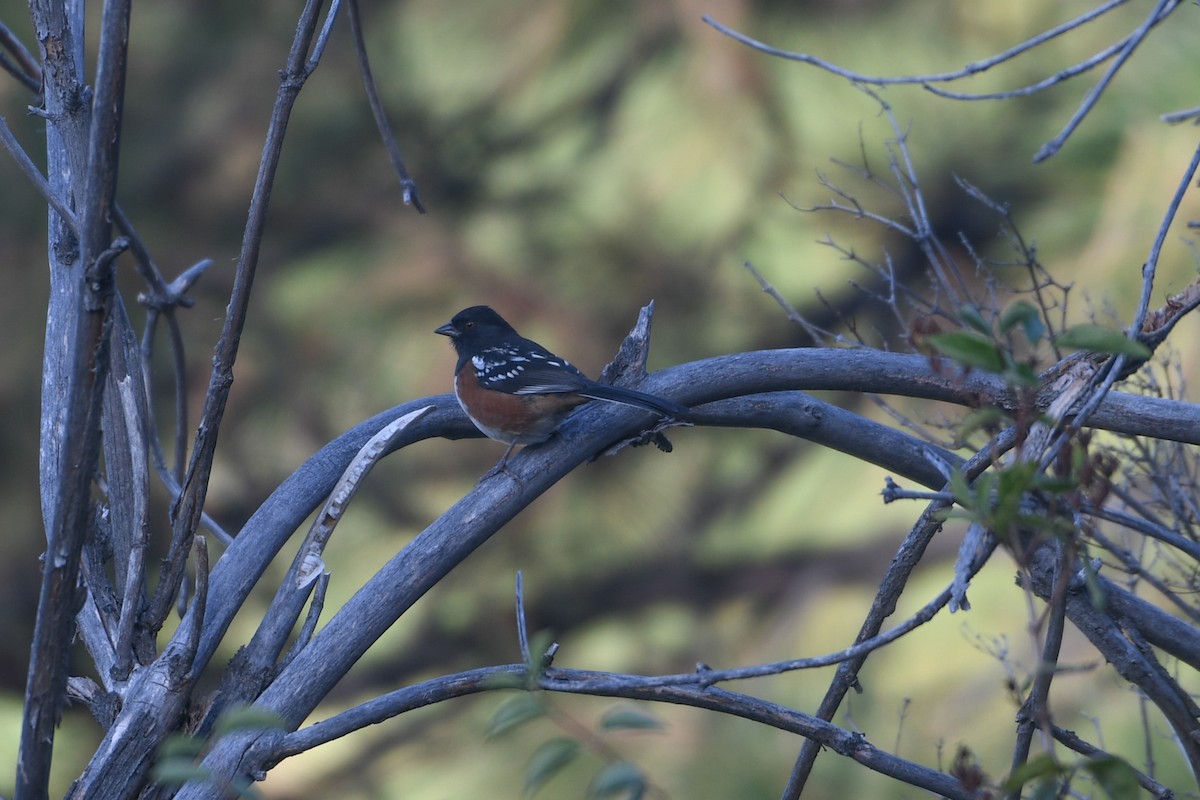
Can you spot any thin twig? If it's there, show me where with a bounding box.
[1162,105,1200,125]
[705,2,1185,163]
[158,0,332,630]
[0,115,81,235]
[926,38,1130,103]
[1133,138,1200,335]
[0,20,42,90]
[266,663,983,799]
[704,1,1131,88]
[1034,0,1182,162]
[278,572,330,672]
[1050,726,1173,798]
[1008,539,1071,789]
[516,571,531,665]
[345,0,425,213]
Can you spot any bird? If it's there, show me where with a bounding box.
[435,305,687,475]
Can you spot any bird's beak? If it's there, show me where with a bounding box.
[434,321,457,337]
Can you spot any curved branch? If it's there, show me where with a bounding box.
[703,1,1187,162]
[197,407,434,736]
[542,672,986,800]
[703,2,1134,87]
[1051,725,1175,798]
[263,664,985,799]
[190,348,1199,685]
[164,344,1196,792]
[1026,547,1200,781]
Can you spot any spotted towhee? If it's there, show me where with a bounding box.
[436,305,687,473]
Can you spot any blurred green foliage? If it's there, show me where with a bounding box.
[1,0,1198,796]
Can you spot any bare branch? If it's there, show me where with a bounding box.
[1025,547,1200,780]
[0,115,79,235]
[1132,139,1200,338]
[704,2,1136,88]
[196,406,434,734]
[278,572,329,673]
[260,662,986,799]
[19,0,132,791]
[0,19,41,91]
[155,0,333,630]
[1051,726,1174,798]
[783,434,1010,797]
[106,295,158,655]
[1033,0,1183,162]
[1009,539,1071,776]
[345,0,425,213]
[704,2,1188,162]
[515,571,531,666]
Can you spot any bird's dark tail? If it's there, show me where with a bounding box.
[577,381,688,417]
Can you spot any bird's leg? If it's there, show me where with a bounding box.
[479,441,520,483]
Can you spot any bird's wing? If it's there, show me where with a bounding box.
[472,345,588,395]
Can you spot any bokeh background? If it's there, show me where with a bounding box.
[2,0,1199,796]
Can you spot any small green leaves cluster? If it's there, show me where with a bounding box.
[929,302,1136,554]
[151,705,287,797]
[1003,753,1141,800]
[947,462,1074,545]
[927,301,1046,387]
[485,693,665,799]
[927,300,1150,387]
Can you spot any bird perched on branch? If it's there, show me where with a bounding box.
[435,305,687,475]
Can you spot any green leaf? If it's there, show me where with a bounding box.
[486,693,545,740]
[1085,755,1140,800]
[588,761,646,799]
[959,304,992,335]
[1002,753,1064,791]
[997,461,1039,494]
[1055,324,1151,359]
[523,737,580,796]
[1029,778,1062,800]
[150,759,212,786]
[212,705,287,737]
[1033,473,1078,495]
[993,462,1039,535]
[928,331,1005,373]
[598,706,664,732]
[948,469,976,510]
[1000,300,1045,344]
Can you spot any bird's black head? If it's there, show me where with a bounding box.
[434,306,518,349]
